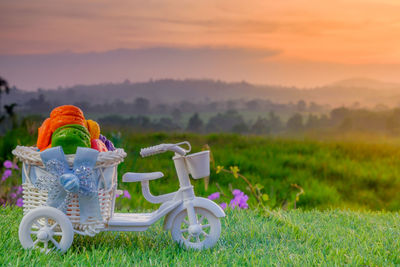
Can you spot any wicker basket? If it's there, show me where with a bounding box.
[12,146,127,236]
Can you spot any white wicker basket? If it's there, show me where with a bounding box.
[12,146,127,236]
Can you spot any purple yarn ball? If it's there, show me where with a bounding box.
[105,140,115,151]
[99,134,107,143]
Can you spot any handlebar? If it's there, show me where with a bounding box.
[140,141,191,157]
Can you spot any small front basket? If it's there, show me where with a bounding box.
[12,146,127,235]
[185,151,210,179]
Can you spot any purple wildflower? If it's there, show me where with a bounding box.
[2,169,12,181]
[3,160,13,169]
[16,198,23,207]
[229,198,237,209]
[123,190,131,199]
[220,202,227,210]
[208,192,220,200]
[12,163,19,170]
[10,193,17,199]
[232,189,241,196]
[229,189,249,209]
[16,186,23,194]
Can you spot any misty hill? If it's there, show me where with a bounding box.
[329,77,400,90]
[4,78,400,108]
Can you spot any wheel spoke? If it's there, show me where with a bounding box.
[33,239,40,246]
[197,215,204,224]
[42,247,53,254]
[180,228,188,233]
[201,224,210,229]
[50,222,59,230]
[33,221,42,229]
[30,231,38,235]
[183,219,189,225]
[49,237,61,250]
[44,241,48,250]
[45,218,49,227]
[53,231,63,236]
[201,230,209,237]
[196,236,200,243]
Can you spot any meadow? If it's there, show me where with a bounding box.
[3,126,400,211]
[1,207,399,266]
[116,131,400,211]
[2,127,400,265]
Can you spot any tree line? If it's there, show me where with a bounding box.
[97,107,400,135]
[21,94,328,115]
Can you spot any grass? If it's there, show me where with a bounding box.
[4,128,400,211]
[116,132,400,211]
[1,207,399,266]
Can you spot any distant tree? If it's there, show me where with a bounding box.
[268,111,283,133]
[232,122,249,134]
[179,101,194,113]
[305,114,319,129]
[286,113,303,132]
[4,103,18,128]
[187,113,204,132]
[251,117,270,134]
[24,94,51,113]
[74,101,91,113]
[0,76,10,95]
[296,100,307,112]
[374,104,389,111]
[309,102,323,112]
[386,108,400,134]
[154,117,181,131]
[134,116,152,129]
[0,76,10,119]
[110,99,130,114]
[318,114,330,128]
[330,107,350,125]
[246,100,261,111]
[339,117,353,131]
[0,76,18,130]
[206,110,246,133]
[226,100,238,110]
[154,104,168,114]
[171,108,182,122]
[133,97,150,114]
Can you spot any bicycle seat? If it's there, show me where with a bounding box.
[122,172,164,183]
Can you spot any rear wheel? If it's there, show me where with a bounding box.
[171,207,221,249]
[19,207,74,253]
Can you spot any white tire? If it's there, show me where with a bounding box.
[171,207,221,250]
[19,207,74,253]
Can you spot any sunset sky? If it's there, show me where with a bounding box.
[1,0,400,89]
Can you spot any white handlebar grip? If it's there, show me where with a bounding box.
[140,144,168,157]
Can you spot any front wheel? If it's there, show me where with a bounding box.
[171,207,221,250]
[19,207,74,253]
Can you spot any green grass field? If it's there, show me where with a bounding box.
[115,132,400,211]
[3,129,400,211]
[2,130,400,265]
[1,207,399,266]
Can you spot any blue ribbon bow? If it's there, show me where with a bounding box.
[36,146,102,223]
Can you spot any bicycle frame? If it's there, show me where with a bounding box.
[106,145,224,232]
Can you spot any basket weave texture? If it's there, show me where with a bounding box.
[12,146,127,235]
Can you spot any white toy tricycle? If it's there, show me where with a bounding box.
[12,141,225,253]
